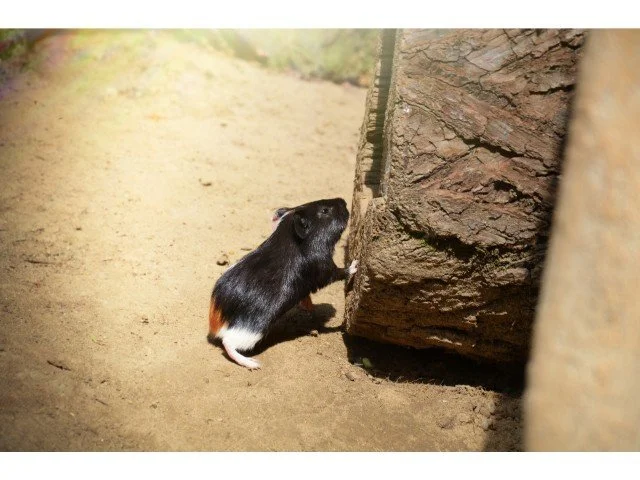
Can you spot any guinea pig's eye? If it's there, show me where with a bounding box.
[320,207,329,215]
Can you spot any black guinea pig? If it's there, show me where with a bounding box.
[208,197,357,369]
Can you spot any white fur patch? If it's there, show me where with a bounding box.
[215,325,263,352]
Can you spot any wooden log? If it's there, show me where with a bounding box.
[345,29,585,362]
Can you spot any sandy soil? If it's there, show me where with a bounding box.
[0,30,523,451]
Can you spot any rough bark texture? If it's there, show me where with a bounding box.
[345,29,585,362]
[525,30,640,451]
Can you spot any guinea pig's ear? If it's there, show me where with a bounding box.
[293,212,310,239]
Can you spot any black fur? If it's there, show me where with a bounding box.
[212,198,350,338]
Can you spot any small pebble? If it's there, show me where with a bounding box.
[309,330,319,337]
[436,415,455,429]
[216,254,229,266]
[478,405,492,418]
[345,371,358,381]
[478,417,493,431]
[457,412,473,424]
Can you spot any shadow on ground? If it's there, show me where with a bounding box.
[343,334,525,392]
[343,334,525,451]
[207,303,339,356]
[254,303,340,354]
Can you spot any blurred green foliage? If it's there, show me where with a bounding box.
[171,29,380,86]
[240,29,379,85]
[1,29,379,87]
[0,29,28,83]
[0,29,27,60]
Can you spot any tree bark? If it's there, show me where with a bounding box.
[345,29,585,362]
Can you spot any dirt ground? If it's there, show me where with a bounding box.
[0,30,524,451]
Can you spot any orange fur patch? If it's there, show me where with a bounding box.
[208,297,226,336]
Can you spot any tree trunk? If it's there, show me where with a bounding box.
[345,29,585,362]
[525,30,640,451]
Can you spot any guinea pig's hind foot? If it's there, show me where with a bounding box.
[222,340,261,370]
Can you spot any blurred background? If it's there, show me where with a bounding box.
[1,29,379,87]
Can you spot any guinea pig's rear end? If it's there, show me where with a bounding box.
[208,291,266,370]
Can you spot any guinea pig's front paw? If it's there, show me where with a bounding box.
[348,259,358,276]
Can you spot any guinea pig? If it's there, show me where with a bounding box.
[208,197,358,369]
